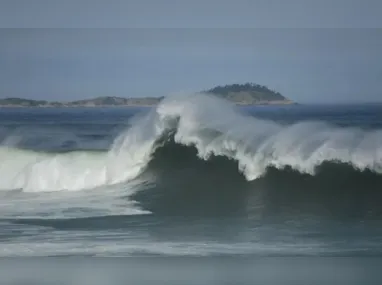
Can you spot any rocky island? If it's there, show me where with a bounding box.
[205,83,293,105]
[0,83,294,107]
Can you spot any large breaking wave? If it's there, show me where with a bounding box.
[0,92,381,192]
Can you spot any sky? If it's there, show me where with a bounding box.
[1,0,382,103]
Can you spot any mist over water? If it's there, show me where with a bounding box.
[0,93,382,260]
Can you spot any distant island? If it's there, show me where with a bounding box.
[205,83,293,105]
[0,83,294,107]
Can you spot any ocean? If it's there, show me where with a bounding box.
[1,93,382,284]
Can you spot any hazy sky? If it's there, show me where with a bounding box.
[1,0,382,103]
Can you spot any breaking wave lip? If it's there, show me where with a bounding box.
[0,92,381,192]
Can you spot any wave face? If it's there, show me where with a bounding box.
[0,92,382,193]
[135,138,382,218]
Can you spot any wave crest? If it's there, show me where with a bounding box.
[155,93,382,180]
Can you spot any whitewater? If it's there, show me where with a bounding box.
[1,92,382,262]
[0,92,381,193]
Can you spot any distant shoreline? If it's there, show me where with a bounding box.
[0,101,297,108]
[0,83,296,108]
[0,104,158,108]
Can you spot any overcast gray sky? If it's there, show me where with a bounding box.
[1,0,382,103]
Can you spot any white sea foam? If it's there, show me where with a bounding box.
[0,111,162,192]
[0,92,381,192]
[157,93,382,179]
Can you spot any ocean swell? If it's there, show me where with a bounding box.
[0,92,381,192]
